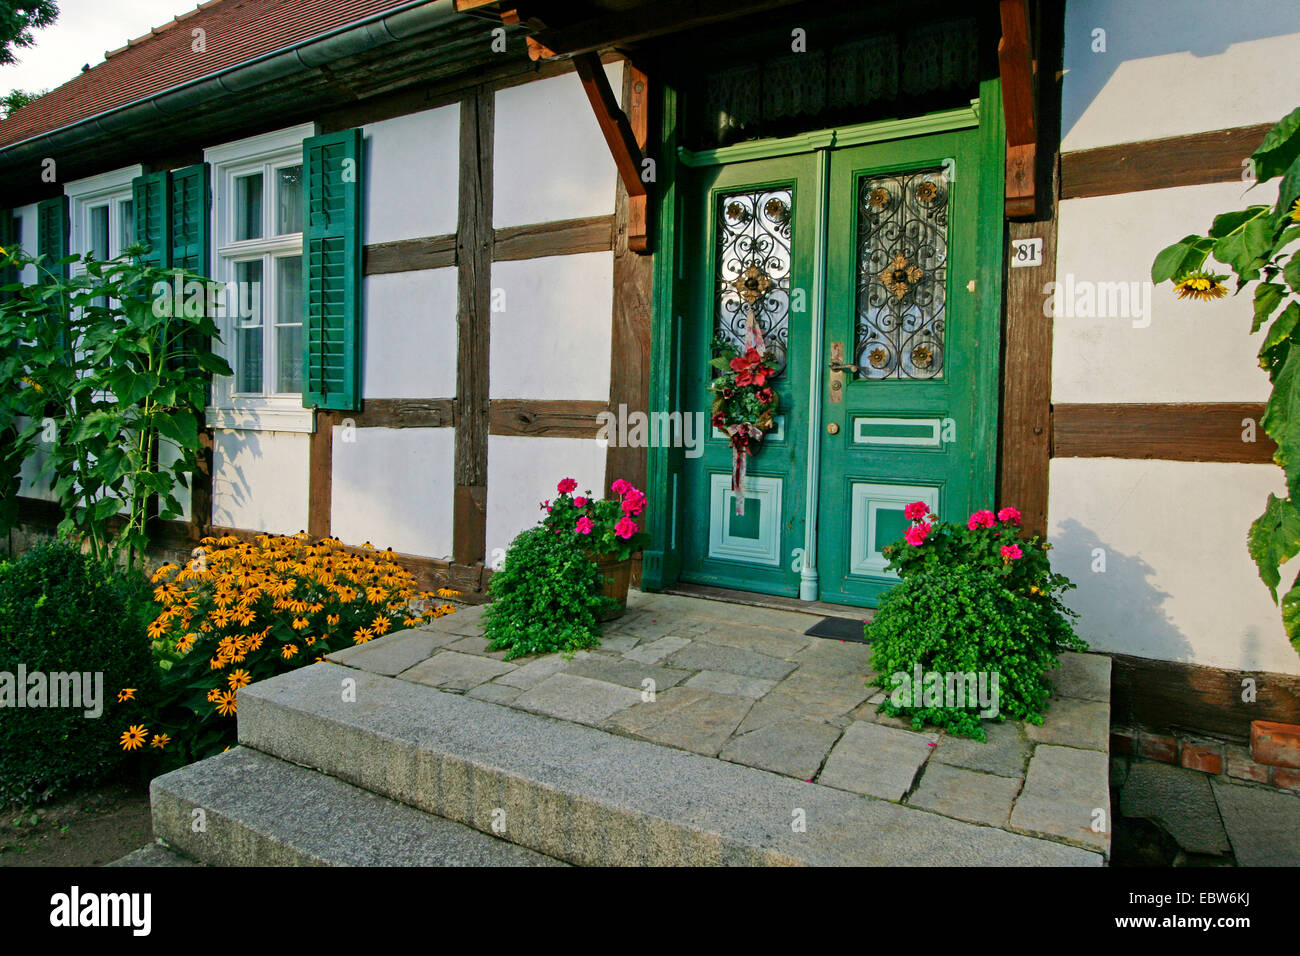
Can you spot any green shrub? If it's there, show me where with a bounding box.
[867,562,1086,740]
[0,540,155,803]
[484,526,612,660]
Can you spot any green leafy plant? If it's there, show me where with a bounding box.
[1151,106,1300,656]
[484,526,613,660]
[867,502,1085,739]
[868,562,1085,740]
[0,244,231,569]
[0,539,155,804]
[541,476,650,562]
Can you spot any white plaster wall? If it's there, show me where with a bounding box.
[489,252,613,401]
[1048,458,1300,676]
[363,103,459,245]
[211,428,309,533]
[1053,179,1277,404]
[362,267,457,399]
[1062,0,1300,152]
[493,62,622,227]
[330,426,454,557]
[485,435,607,564]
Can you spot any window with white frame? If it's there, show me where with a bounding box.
[66,165,141,268]
[205,124,315,431]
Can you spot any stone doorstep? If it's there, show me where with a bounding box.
[237,663,1102,866]
[151,745,562,867]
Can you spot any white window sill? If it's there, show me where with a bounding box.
[205,403,316,433]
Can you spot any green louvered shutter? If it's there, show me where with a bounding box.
[169,164,209,272]
[302,128,362,411]
[168,164,211,373]
[132,171,170,267]
[36,196,68,279]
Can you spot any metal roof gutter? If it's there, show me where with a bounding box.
[0,0,459,163]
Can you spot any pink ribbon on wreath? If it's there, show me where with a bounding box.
[726,422,764,515]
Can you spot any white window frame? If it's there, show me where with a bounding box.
[204,123,316,434]
[65,164,142,267]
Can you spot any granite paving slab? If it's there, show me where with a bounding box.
[1047,652,1111,702]
[1009,744,1110,854]
[563,656,692,692]
[930,720,1033,778]
[623,635,693,664]
[1023,697,1109,752]
[909,762,1022,828]
[445,635,511,660]
[1119,760,1229,856]
[683,669,779,700]
[399,650,515,692]
[766,671,872,721]
[604,686,753,756]
[1210,777,1300,866]
[719,717,843,780]
[665,642,798,680]
[326,629,460,676]
[493,655,573,690]
[692,623,815,659]
[818,721,938,800]
[513,673,643,725]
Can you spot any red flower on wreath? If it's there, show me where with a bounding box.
[730,348,773,387]
[757,387,774,404]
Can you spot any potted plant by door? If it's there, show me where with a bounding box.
[542,477,650,620]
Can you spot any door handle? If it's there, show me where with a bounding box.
[828,360,859,374]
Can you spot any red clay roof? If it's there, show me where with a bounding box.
[0,0,420,148]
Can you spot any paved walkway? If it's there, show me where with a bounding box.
[328,589,1112,858]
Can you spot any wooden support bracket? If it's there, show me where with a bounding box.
[999,0,1038,219]
[573,52,650,253]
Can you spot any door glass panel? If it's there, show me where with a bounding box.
[715,187,792,370]
[854,168,947,380]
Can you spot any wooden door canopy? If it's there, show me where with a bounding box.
[999,0,1039,219]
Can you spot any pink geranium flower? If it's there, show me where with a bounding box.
[903,501,929,521]
[574,496,587,507]
[557,477,577,494]
[904,522,931,546]
[621,489,647,516]
[610,478,631,495]
[968,510,996,530]
[997,506,1022,525]
[614,516,638,540]
[1000,544,1023,561]
[575,516,593,535]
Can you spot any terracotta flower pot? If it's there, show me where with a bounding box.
[592,552,632,622]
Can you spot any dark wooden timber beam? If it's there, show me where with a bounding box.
[999,0,1037,219]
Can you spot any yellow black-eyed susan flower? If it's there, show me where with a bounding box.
[119,725,148,750]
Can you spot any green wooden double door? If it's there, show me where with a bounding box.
[678,127,1000,607]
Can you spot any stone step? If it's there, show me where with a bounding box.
[150,746,564,866]
[237,662,1101,866]
[106,843,203,867]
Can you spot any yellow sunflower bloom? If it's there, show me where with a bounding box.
[1173,271,1228,301]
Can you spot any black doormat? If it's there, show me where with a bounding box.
[804,616,868,643]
